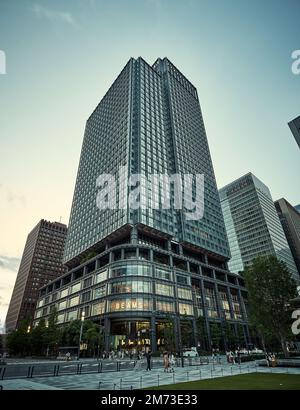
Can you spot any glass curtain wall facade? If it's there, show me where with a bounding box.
[34,58,249,352]
[219,173,299,282]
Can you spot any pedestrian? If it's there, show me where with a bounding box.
[169,352,175,372]
[65,351,71,361]
[163,351,169,372]
[145,350,152,371]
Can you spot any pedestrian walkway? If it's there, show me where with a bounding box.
[1,362,299,390]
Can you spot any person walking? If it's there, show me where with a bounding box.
[163,351,169,372]
[145,350,152,371]
[169,352,175,372]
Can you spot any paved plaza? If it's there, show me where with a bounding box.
[1,361,300,390]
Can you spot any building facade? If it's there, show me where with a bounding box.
[288,115,300,149]
[5,220,67,332]
[219,173,299,282]
[295,204,300,213]
[275,198,300,277]
[34,58,249,352]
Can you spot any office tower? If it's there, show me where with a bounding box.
[219,173,299,282]
[275,198,300,277]
[34,58,249,352]
[288,116,300,149]
[5,220,67,332]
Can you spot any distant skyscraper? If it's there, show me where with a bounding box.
[288,116,300,149]
[33,58,249,352]
[5,220,67,332]
[275,198,300,277]
[219,173,299,282]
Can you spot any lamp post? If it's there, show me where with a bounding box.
[77,311,85,360]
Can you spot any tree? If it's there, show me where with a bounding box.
[210,323,222,349]
[243,255,297,358]
[195,316,209,352]
[180,317,193,348]
[163,314,176,352]
[6,320,31,356]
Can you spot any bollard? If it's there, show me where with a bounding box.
[173,372,175,384]
[113,383,116,390]
[199,369,201,380]
[98,381,102,390]
[76,363,80,375]
[186,371,189,381]
[230,366,233,375]
[30,366,34,378]
[221,368,223,377]
[158,374,160,387]
[56,365,60,376]
[98,362,102,373]
[140,376,143,389]
[120,378,122,390]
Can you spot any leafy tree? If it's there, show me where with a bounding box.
[180,317,193,348]
[210,323,222,349]
[6,320,31,356]
[195,316,209,352]
[243,255,297,357]
[163,314,176,352]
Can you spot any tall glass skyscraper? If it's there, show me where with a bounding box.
[219,173,299,283]
[34,58,249,352]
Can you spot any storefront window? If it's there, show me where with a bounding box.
[109,298,152,312]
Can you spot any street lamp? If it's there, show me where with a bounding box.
[26,325,31,334]
[77,311,85,360]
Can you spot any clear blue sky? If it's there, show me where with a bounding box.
[0,0,299,328]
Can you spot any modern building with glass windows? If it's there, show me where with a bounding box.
[275,198,300,277]
[288,115,300,149]
[6,220,67,332]
[34,58,249,352]
[219,173,299,283]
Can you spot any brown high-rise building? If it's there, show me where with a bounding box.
[5,220,67,332]
[275,198,300,278]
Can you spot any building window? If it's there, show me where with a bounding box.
[60,288,68,299]
[95,270,108,284]
[58,300,67,311]
[94,285,106,299]
[69,296,80,307]
[66,309,78,321]
[110,280,151,294]
[176,274,190,285]
[92,301,105,316]
[70,282,81,294]
[83,276,93,288]
[177,287,192,300]
[155,283,174,297]
[156,300,175,312]
[81,291,91,303]
[178,303,193,315]
[57,313,65,324]
[154,267,172,281]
